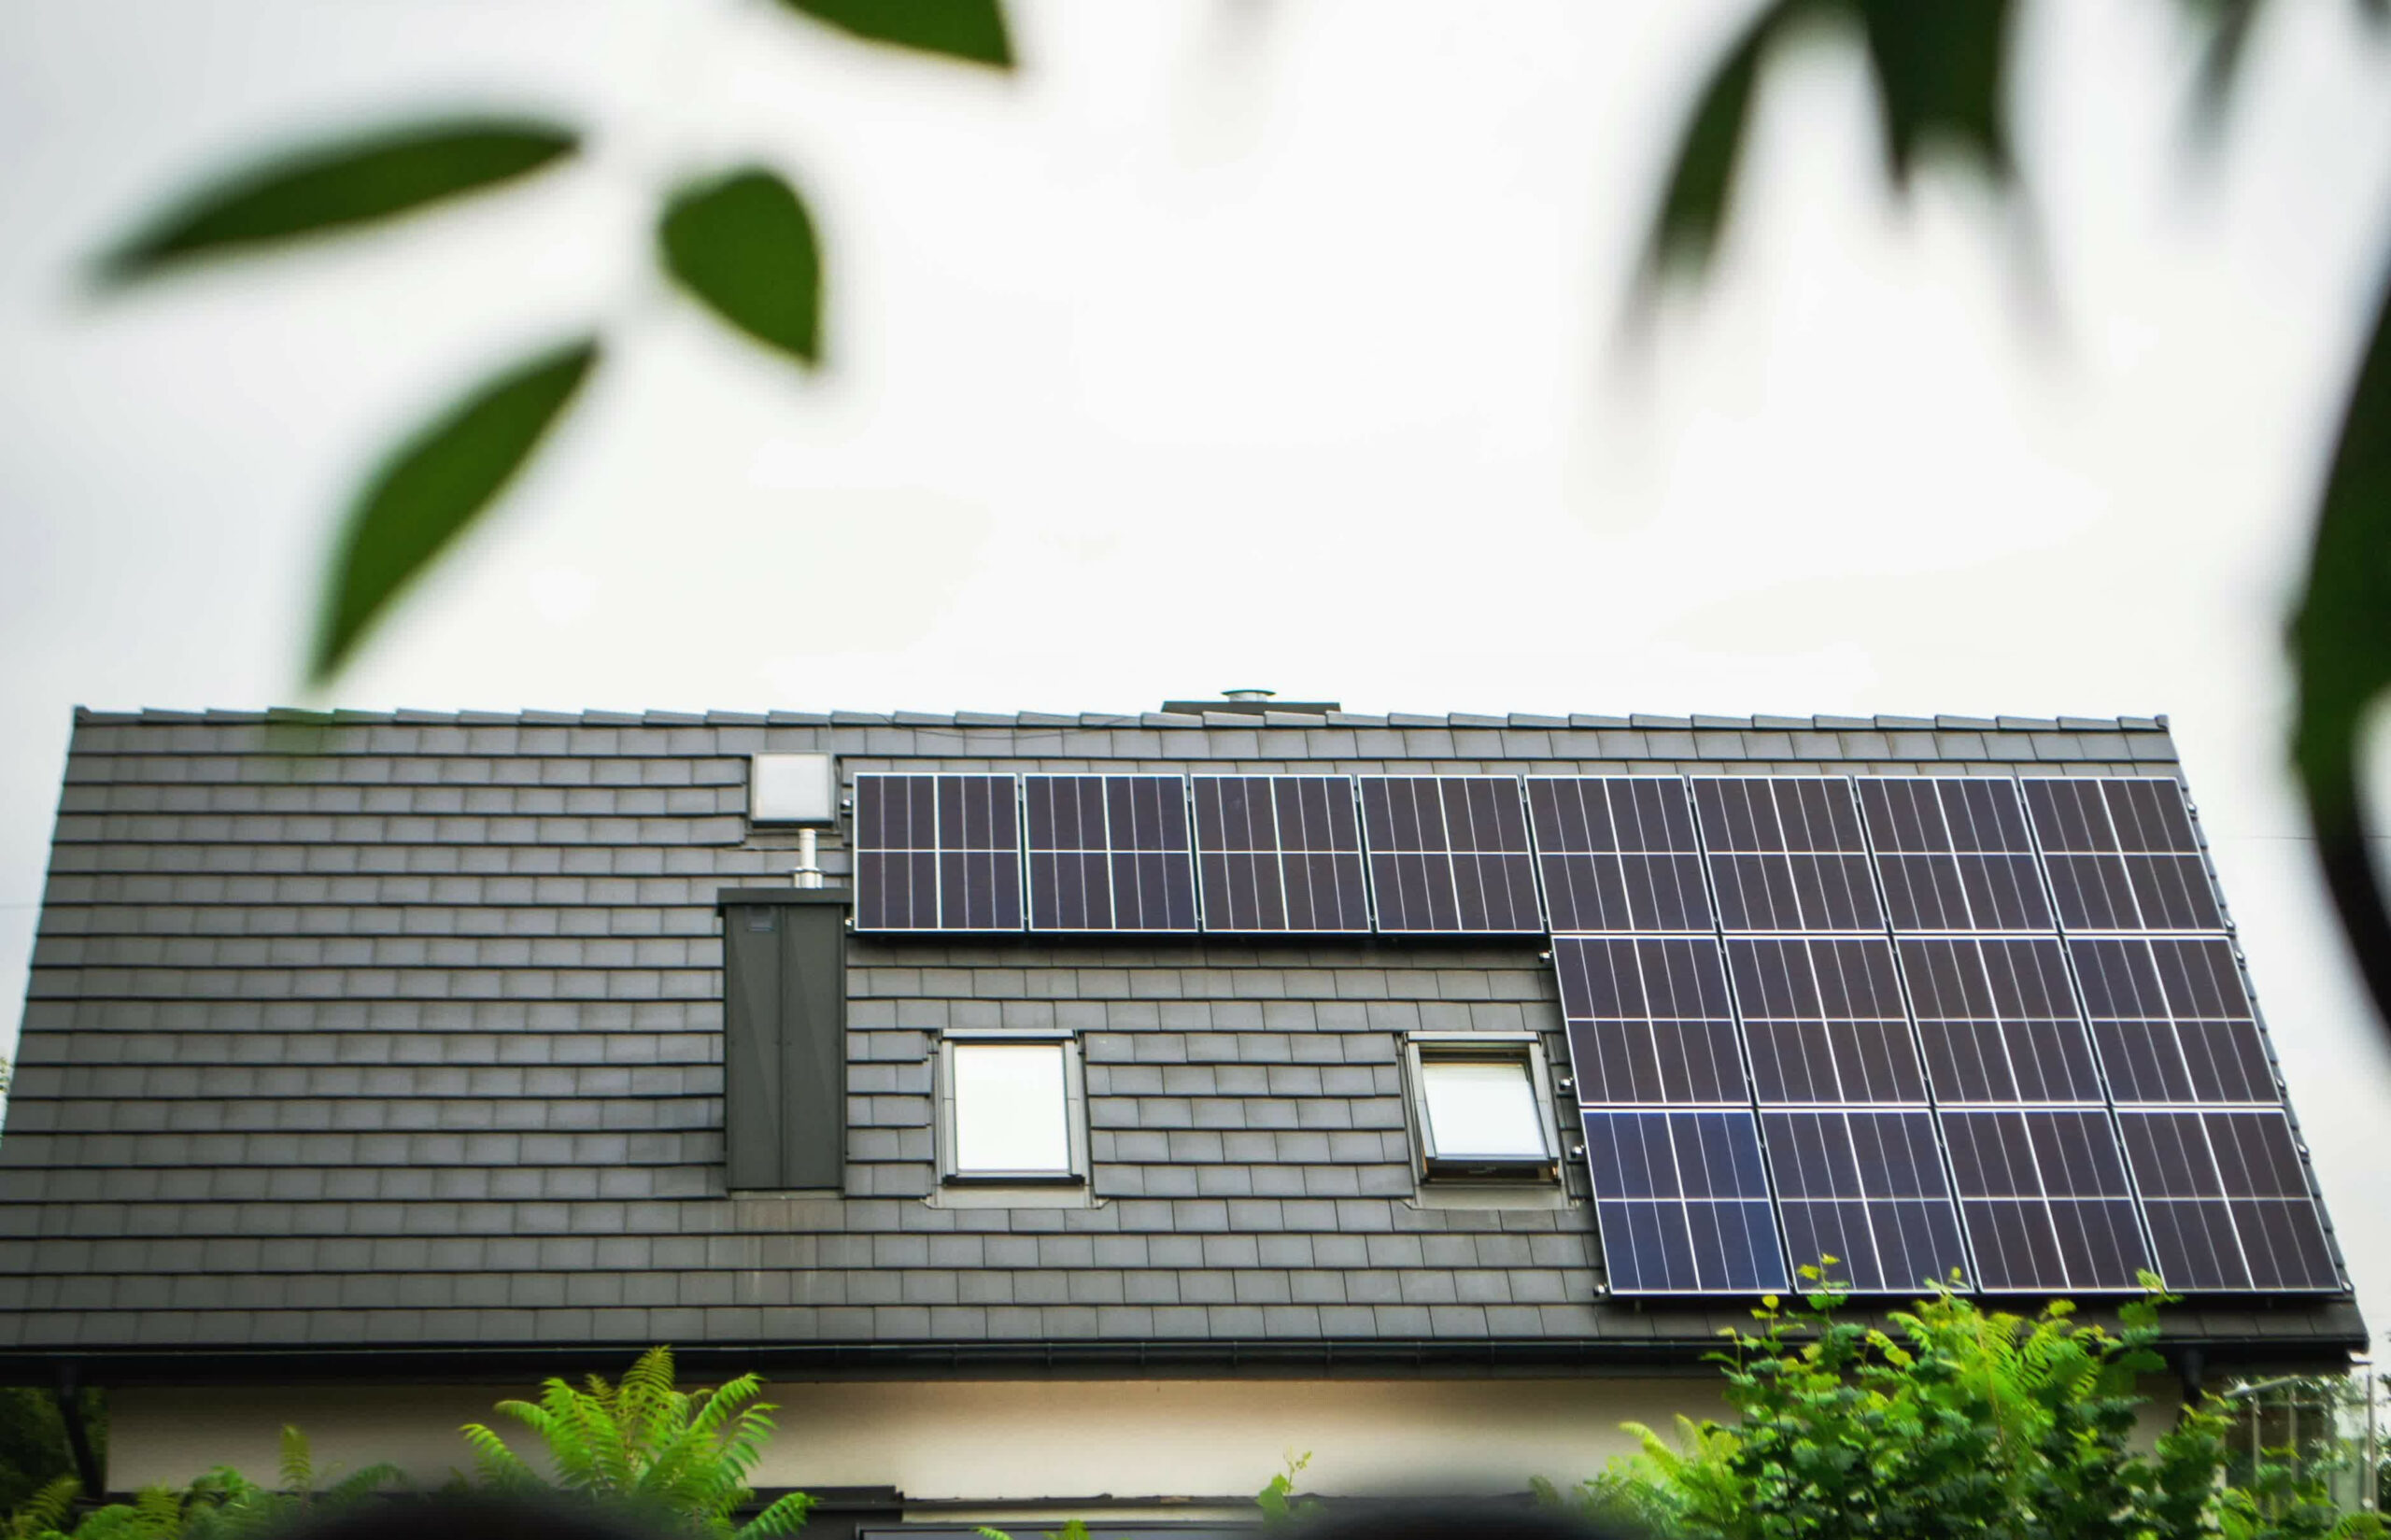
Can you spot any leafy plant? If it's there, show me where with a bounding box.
[459,1345,812,1540]
[1648,0,2391,1041]
[1538,1271,2386,1540]
[95,0,1012,685]
[5,1427,400,1540]
[1254,1450,1322,1528]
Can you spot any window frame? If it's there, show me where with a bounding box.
[1402,1031,1564,1184]
[934,1028,1090,1188]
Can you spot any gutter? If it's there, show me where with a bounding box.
[54,1364,101,1496]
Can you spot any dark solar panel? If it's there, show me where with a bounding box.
[2022,778,2224,932]
[851,773,1024,932]
[2115,1110,2339,1291]
[1899,938,2106,1105]
[1580,1109,1790,1293]
[1692,777,1883,932]
[1937,1109,2152,1292]
[1525,778,1712,932]
[1857,778,2052,932]
[1553,936,1747,1105]
[1358,776,1543,933]
[1022,774,1197,933]
[1763,1110,1970,1293]
[1190,775,1370,933]
[1726,938,1927,1106]
[2070,938,2276,1105]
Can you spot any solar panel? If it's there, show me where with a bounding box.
[1857,778,2052,932]
[1579,1109,1789,1294]
[1691,777,1882,932]
[1899,938,2106,1105]
[1937,1109,2151,1292]
[2021,778,2224,932]
[1189,775,1371,933]
[1553,936,1747,1106]
[2114,1110,2339,1291]
[1022,774,1198,933]
[1357,776,1544,933]
[2070,938,2275,1105]
[1763,1109,1969,1294]
[1726,938,1927,1106]
[1525,778,1712,932]
[850,773,1025,932]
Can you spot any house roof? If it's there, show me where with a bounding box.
[0,706,2362,1381]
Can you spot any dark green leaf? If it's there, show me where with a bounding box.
[309,338,600,684]
[1641,0,1810,286]
[658,168,824,365]
[1852,0,2016,184]
[2290,263,2391,1033]
[100,119,576,283]
[773,0,1012,67]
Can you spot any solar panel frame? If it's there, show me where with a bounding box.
[1897,937,2108,1108]
[1021,773,1200,935]
[1856,777,2054,933]
[1189,774,1373,935]
[850,771,1026,933]
[1525,776,1714,933]
[2113,1108,2341,1292]
[1553,934,1750,1108]
[1761,1109,1971,1294]
[1579,1108,1791,1295]
[1691,776,1885,934]
[1935,1107,2155,1293]
[1357,775,1546,935]
[2020,777,2227,933]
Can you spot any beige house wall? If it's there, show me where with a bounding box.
[109,1375,1721,1505]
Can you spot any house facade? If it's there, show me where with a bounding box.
[0,702,2365,1529]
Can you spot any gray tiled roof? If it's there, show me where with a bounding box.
[0,707,2361,1372]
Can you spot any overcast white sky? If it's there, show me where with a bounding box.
[7,0,2391,1347]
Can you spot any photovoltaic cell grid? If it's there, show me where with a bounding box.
[1858,778,2051,932]
[1555,935,1786,1293]
[2022,777,2224,932]
[1727,936,1970,1293]
[1190,775,1372,934]
[1022,774,1198,933]
[2073,933,2338,1290]
[1692,777,1882,932]
[1357,776,1543,933]
[851,773,1025,932]
[1525,778,1711,932]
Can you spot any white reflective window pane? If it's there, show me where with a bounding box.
[953,1043,1071,1174]
[1421,1058,1548,1158]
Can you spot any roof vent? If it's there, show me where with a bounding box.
[1160,690,1342,717]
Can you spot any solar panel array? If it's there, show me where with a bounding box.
[1545,774,2338,1298]
[840,766,2340,1297]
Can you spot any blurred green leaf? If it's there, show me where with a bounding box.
[1641,0,2015,289]
[309,338,600,685]
[2290,266,2391,1027]
[1643,0,1804,284]
[101,119,576,283]
[658,169,824,364]
[774,0,1013,67]
[1851,0,2014,184]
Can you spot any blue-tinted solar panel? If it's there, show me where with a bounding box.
[1554,936,1747,1105]
[1938,1109,2151,1292]
[851,773,1023,931]
[1580,1109,1789,1294]
[2069,937,2275,1106]
[2115,1110,2339,1291]
[1022,774,1197,933]
[1525,778,1712,932]
[1726,938,1926,1106]
[1899,938,2106,1105]
[1358,776,1543,933]
[2022,778,2224,932]
[1692,778,1883,933]
[1190,775,1370,933]
[1858,778,2052,932]
[1763,1110,1969,1293]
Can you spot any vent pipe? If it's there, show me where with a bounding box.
[792,828,823,889]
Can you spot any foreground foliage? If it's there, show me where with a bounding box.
[1537,1276,2384,1540]
[5,1348,809,1540]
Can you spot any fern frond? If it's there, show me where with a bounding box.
[734,1491,816,1540]
[278,1426,311,1495]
